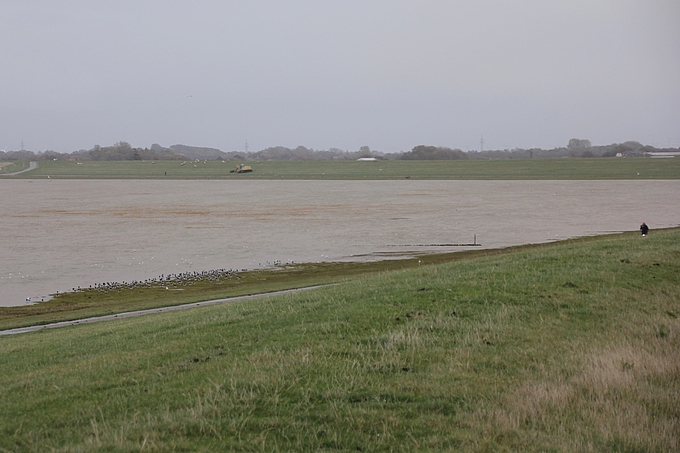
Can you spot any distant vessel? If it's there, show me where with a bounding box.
[230,163,253,173]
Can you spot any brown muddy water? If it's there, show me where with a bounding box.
[1,179,678,306]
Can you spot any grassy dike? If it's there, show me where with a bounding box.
[1,229,678,452]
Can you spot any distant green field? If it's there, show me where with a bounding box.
[3,157,680,179]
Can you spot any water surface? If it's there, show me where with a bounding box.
[1,179,677,306]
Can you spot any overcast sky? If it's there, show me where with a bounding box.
[1,1,679,154]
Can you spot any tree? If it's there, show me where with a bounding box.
[568,138,591,150]
[358,146,372,158]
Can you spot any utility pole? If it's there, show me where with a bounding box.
[21,139,25,151]
[480,135,484,153]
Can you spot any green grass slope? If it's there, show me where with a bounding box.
[1,229,678,452]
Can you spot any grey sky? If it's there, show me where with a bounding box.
[1,1,679,154]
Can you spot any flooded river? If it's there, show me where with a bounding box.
[1,179,678,306]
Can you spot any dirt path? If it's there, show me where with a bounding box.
[0,161,37,176]
[0,285,327,336]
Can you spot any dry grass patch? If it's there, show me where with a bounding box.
[479,315,680,452]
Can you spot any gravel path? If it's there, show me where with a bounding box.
[0,285,326,336]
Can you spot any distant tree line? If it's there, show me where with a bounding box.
[465,139,675,160]
[2,139,678,162]
[399,145,468,160]
[78,142,184,161]
[0,142,183,161]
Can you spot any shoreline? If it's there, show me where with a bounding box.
[3,228,678,332]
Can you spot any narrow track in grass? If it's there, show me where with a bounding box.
[0,285,327,336]
[0,160,37,176]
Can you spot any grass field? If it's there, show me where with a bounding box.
[2,157,680,179]
[1,228,678,452]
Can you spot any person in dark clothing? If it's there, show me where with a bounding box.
[640,222,649,236]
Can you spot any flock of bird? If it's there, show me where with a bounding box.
[66,268,248,294]
[62,259,292,296]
